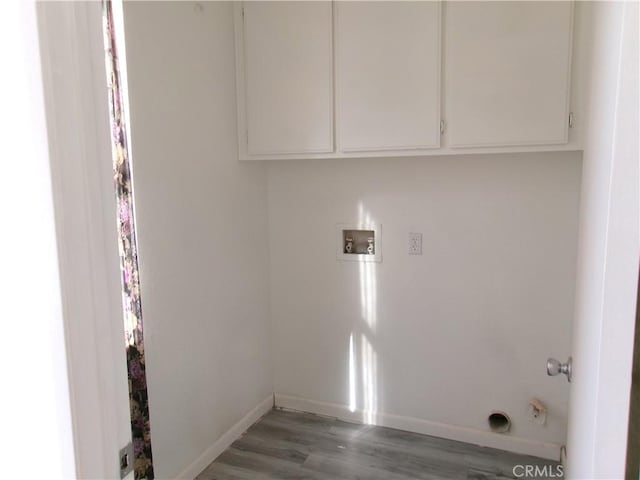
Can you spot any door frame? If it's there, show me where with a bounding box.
[37,2,133,478]
[566,1,639,478]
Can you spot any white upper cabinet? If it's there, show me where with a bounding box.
[335,2,441,152]
[238,2,333,155]
[444,1,574,148]
[235,1,577,160]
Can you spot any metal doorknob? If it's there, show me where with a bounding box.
[547,356,572,382]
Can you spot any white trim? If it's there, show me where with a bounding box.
[175,395,274,480]
[274,394,561,461]
[238,144,582,161]
[233,3,248,159]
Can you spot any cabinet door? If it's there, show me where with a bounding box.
[445,2,573,147]
[336,2,441,152]
[241,2,333,155]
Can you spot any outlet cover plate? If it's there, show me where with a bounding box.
[408,232,422,255]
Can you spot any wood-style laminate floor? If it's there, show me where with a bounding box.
[196,409,562,480]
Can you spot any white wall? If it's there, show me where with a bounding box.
[123,2,272,478]
[269,151,582,457]
[0,1,75,478]
[567,1,639,478]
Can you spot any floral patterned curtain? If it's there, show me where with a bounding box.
[102,1,154,478]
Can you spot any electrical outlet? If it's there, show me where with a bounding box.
[408,232,422,255]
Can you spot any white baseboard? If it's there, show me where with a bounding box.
[176,395,273,479]
[274,393,561,461]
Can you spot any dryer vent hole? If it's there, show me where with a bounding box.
[488,412,511,433]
